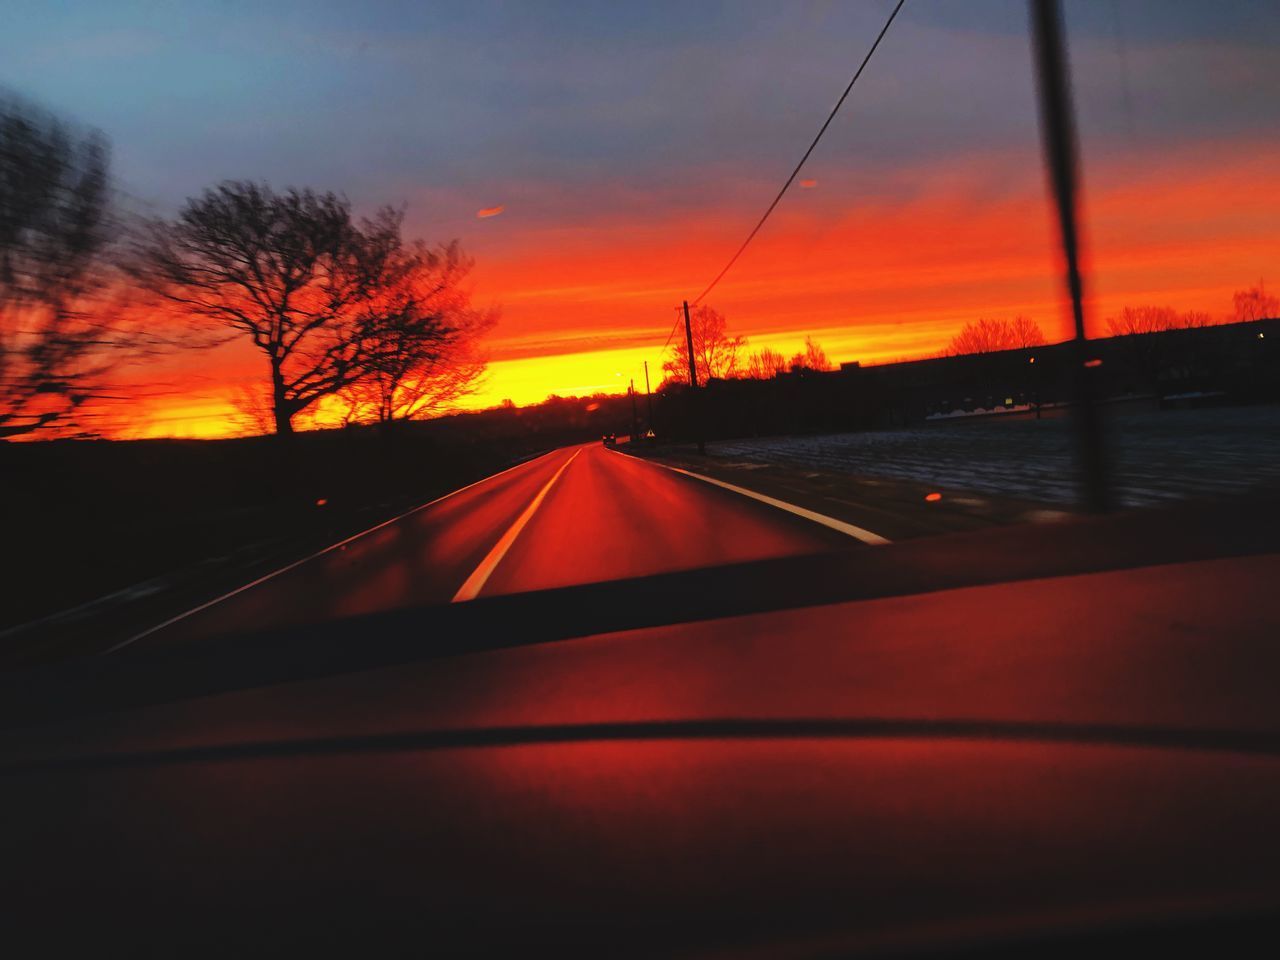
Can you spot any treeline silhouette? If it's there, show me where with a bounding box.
[640,285,1278,444]
[660,304,835,388]
[647,313,1280,443]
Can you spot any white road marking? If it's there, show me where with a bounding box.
[104,449,562,654]
[451,448,582,602]
[613,449,889,545]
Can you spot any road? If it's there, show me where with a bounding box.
[127,442,867,648]
[12,495,1280,954]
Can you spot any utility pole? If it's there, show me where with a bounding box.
[629,379,639,443]
[683,299,705,454]
[1030,0,1108,512]
[682,301,698,388]
[643,360,654,436]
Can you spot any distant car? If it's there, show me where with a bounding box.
[602,433,616,447]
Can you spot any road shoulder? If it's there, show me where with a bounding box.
[622,441,1071,541]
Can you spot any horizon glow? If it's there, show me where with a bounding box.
[4,0,1278,438]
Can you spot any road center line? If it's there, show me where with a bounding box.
[104,449,560,654]
[612,449,889,546]
[452,449,582,602]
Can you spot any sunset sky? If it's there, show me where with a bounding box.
[4,0,1279,437]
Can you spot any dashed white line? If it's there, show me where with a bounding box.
[451,448,582,602]
[104,449,562,654]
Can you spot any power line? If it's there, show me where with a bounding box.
[689,0,906,307]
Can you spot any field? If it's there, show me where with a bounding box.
[708,406,1280,508]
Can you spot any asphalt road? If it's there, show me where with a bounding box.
[128,442,864,648]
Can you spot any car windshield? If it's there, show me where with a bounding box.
[7,4,1280,956]
[1,1,1277,662]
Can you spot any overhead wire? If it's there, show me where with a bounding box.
[688,0,906,307]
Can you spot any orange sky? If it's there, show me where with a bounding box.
[10,0,1280,441]
[110,137,1280,440]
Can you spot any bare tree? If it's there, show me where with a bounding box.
[946,316,1045,355]
[1106,306,1178,336]
[1106,305,1215,336]
[337,243,495,424]
[1008,315,1046,348]
[129,181,420,435]
[0,95,115,438]
[1234,281,1278,322]
[228,383,276,437]
[788,336,834,372]
[745,347,788,380]
[662,304,745,386]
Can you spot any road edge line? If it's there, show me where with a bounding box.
[613,448,890,546]
[103,449,562,655]
[452,449,581,602]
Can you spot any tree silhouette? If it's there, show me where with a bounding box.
[662,304,745,386]
[946,316,1045,355]
[1233,281,1278,322]
[130,181,420,435]
[746,347,788,380]
[1106,305,1212,336]
[228,383,278,437]
[0,95,114,438]
[337,242,495,425]
[788,336,834,372]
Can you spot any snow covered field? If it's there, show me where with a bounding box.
[709,406,1280,508]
